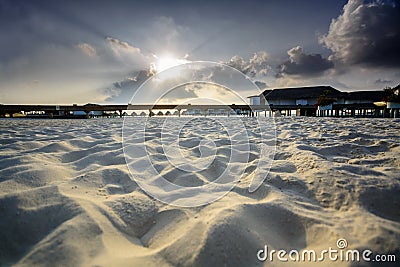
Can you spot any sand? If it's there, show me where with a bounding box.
[0,117,399,266]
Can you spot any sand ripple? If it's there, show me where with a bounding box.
[0,117,399,266]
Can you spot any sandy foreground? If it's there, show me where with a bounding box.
[0,117,399,267]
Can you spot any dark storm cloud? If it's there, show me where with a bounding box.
[254,81,267,89]
[103,70,152,102]
[375,78,393,85]
[277,46,334,77]
[320,0,400,68]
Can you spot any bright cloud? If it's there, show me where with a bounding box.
[227,51,270,78]
[76,43,97,57]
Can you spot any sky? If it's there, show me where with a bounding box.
[0,0,399,104]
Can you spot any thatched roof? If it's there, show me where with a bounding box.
[262,86,343,100]
[261,86,389,101]
[345,91,385,101]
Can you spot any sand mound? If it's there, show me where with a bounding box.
[0,186,82,266]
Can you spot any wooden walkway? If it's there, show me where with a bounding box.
[0,104,259,118]
[0,103,395,118]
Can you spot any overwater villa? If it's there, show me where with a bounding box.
[248,85,399,118]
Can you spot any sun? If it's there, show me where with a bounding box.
[154,54,189,73]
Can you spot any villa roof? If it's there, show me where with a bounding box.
[262,86,343,100]
[345,91,385,101]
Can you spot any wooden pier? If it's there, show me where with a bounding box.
[0,103,258,118]
[0,102,397,118]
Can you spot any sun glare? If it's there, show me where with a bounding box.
[155,55,189,73]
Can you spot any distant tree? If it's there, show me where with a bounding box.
[316,89,337,107]
[383,85,400,103]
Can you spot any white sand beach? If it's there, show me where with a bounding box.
[0,117,399,266]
